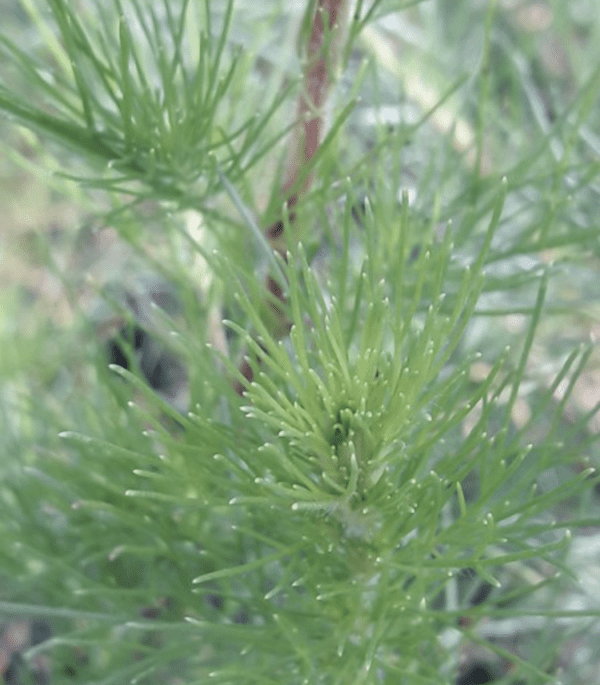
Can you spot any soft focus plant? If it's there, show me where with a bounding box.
[1,0,600,683]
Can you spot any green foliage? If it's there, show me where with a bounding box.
[1,0,600,683]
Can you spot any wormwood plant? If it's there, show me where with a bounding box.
[1,0,600,683]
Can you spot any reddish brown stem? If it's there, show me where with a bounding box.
[266,0,348,242]
[235,0,349,395]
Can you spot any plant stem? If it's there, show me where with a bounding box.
[236,0,350,395]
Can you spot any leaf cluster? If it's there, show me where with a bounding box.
[1,0,600,683]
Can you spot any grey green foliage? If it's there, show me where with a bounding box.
[1,0,600,683]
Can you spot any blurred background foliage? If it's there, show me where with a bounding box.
[1,0,600,683]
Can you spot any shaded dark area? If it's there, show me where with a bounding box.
[458,567,494,607]
[104,286,188,411]
[2,620,52,685]
[107,324,146,371]
[456,661,495,685]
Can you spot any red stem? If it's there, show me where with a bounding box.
[236,0,349,395]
